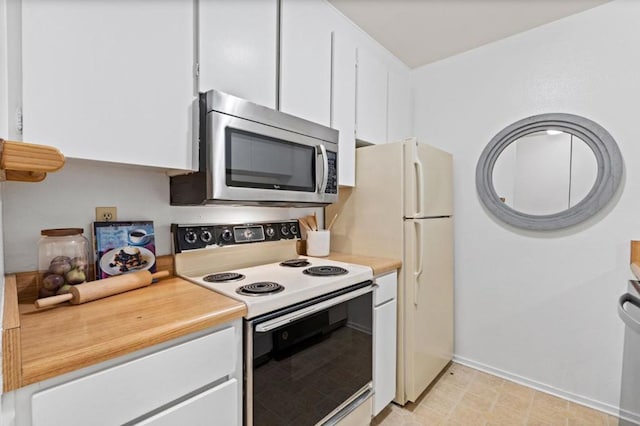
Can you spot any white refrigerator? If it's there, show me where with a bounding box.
[327,138,454,405]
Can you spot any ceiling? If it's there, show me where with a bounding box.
[328,0,611,69]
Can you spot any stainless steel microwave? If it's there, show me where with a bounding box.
[170,90,339,206]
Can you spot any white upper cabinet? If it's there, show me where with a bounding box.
[387,68,413,142]
[356,47,388,144]
[199,0,277,109]
[21,1,195,171]
[331,29,357,187]
[279,0,333,126]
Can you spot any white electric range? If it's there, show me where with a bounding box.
[172,220,375,426]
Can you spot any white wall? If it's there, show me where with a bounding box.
[412,0,637,414]
[2,159,321,273]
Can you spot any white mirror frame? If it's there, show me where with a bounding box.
[476,113,623,231]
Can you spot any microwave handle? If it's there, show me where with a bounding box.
[317,144,329,194]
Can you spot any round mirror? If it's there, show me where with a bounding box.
[492,131,597,215]
[476,113,623,231]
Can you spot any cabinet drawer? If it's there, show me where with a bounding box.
[375,272,397,305]
[136,379,238,426]
[32,327,236,426]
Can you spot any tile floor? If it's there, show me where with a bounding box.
[372,363,618,426]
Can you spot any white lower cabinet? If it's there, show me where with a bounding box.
[10,321,242,426]
[373,271,398,416]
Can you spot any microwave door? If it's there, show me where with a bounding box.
[203,110,338,205]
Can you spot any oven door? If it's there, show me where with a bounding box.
[206,110,338,205]
[245,282,374,426]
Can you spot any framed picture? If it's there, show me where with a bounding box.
[93,221,156,280]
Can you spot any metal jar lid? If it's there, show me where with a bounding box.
[41,228,84,237]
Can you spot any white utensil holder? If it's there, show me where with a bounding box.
[306,230,330,257]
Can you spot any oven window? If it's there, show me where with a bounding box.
[252,292,372,425]
[226,128,316,192]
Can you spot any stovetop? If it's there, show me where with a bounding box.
[173,220,374,319]
[180,256,373,319]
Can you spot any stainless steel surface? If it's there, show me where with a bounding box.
[204,89,338,144]
[206,106,338,205]
[254,284,375,332]
[171,89,339,206]
[318,143,329,193]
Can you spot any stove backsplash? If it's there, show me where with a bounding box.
[2,159,323,273]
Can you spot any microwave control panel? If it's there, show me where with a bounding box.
[325,150,338,194]
[172,220,300,253]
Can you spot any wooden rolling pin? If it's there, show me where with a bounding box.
[34,270,170,308]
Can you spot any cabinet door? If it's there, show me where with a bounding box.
[388,68,412,142]
[331,30,356,187]
[279,0,332,126]
[31,327,237,426]
[21,1,195,170]
[136,379,238,426]
[356,47,388,144]
[374,299,397,416]
[199,0,277,109]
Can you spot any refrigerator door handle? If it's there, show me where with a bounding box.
[618,291,640,334]
[414,155,425,218]
[414,220,424,306]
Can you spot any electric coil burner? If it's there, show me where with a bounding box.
[279,258,311,267]
[236,281,285,296]
[303,265,349,277]
[203,272,245,283]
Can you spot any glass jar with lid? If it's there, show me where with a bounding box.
[38,228,90,297]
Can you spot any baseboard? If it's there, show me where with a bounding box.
[452,354,638,423]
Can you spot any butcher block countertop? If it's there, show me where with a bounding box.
[2,273,246,392]
[325,252,402,276]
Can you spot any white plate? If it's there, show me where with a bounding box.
[99,246,155,276]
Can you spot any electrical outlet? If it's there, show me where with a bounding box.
[95,207,117,222]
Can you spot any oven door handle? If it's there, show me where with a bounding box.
[255,284,376,333]
[317,144,329,194]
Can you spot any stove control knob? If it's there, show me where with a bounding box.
[184,230,198,244]
[290,224,299,236]
[265,226,276,238]
[200,230,213,244]
[221,229,233,243]
[243,229,254,240]
[280,225,290,236]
